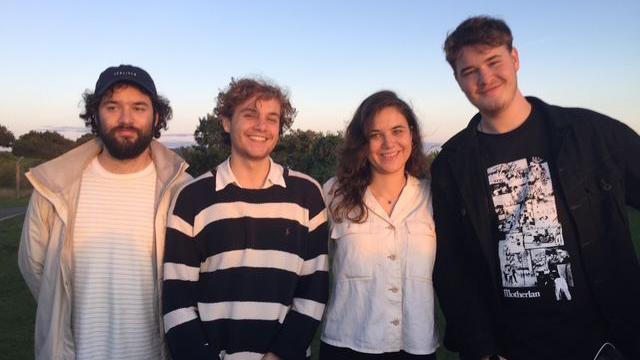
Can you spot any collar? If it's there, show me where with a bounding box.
[363,174,423,224]
[27,138,187,193]
[215,157,286,191]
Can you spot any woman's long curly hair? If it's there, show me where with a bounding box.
[329,90,429,223]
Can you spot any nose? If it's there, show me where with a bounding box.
[254,117,267,130]
[478,67,491,85]
[118,107,133,126]
[381,134,392,148]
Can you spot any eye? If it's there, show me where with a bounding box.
[267,116,279,124]
[392,128,405,135]
[369,132,382,141]
[460,69,474,78]
[133,105,147,112]
[105,105,118,111]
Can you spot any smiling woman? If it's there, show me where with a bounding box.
[321,91,438,360]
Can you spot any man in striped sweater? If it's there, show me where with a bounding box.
[163,78,329,360]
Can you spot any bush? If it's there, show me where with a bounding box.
[12,131,75,160]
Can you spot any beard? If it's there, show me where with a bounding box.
[98,123,153,160]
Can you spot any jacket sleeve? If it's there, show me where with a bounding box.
[613,119,640,209]
[269,186,329,360]
[431,156,499,360]
[162,186,219,360]
[18,190,53,299]
[598,116,640,357]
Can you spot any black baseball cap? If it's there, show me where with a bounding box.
[94,64,157,99]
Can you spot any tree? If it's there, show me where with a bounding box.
[178,113,232,176]
[12,130,75,159]
[0,124,15,148]
[272,129,342,184]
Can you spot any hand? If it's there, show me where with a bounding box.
[261,352,282,360]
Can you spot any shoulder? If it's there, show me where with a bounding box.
[286,168,324,196]
[322,176,338,202]
[530,96,621,128]
[174,171,215,202]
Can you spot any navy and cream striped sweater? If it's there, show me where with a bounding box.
[162,163,328,360]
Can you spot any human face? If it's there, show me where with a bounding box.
[367,107,413,177]
[454,45,520,116]
[97,84,155,160]
[222,96,281,163]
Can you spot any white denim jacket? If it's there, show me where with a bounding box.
[321,176,439,354]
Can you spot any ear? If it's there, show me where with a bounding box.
[154,113,160,128]
[222,116,231,133]
[511,47,520,72]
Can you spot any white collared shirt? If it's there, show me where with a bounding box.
[215,157,286,191]
[321,175,439,354]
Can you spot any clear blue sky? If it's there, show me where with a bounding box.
[1,0,638,143]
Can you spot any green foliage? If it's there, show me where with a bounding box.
[272,130,343,184]
[0,124,15,148]
[12,130,75,160]
[0,215,36,359]
[0,153,42,188]
[194,113,229,153]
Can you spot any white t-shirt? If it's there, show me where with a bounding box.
[72,157,161,360]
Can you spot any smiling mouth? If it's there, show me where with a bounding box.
[248,135,268,142]
[479,83,502,95]
[380,151,400,159]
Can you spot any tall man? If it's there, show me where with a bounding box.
[162,78,328,360]
[18,65,191,359]
[431,16,640,360]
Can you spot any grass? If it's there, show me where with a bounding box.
[2,207,639,359]
[0,194,29,210]
[0,215,35,359]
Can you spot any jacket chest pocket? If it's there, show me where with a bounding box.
[331,222,377,280]
[405,219,436,280]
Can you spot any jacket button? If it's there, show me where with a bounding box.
[386,225,394,230]
[389,287,399,293]
[391,319,400,326]
[387,254,397,261]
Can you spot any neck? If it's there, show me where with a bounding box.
[369,171,407,198]
[479,92,531,134]
[97,148,152,174]
[229,154,271,189]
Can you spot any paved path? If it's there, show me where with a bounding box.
[0,207,26,222]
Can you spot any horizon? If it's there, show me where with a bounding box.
[2,1,639,143]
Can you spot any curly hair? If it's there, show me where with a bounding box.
[329,90,429,223]
[79,83,172,139]
[444,15,513,71]
[214,77,296,145]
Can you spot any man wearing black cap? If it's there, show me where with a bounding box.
[18,64,192,360]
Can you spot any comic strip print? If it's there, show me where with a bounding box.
[489,157,574,301]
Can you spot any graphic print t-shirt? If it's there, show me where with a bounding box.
[477,108,606,359]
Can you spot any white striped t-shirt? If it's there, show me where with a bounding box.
[72,157,161,360]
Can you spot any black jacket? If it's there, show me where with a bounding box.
[431,97,640,359]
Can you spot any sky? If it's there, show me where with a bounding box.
[1,0,639,145]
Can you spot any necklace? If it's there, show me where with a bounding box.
[371,188,397,205]
[369,176,407,206]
